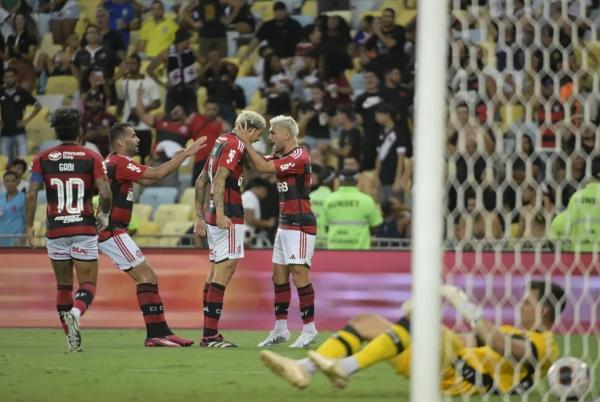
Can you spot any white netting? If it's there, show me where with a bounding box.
[443,1,599,400]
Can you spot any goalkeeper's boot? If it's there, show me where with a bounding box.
[165,334,194,346]
[63,311,82,352]
[289,331,318,349]
[200,334,238,348]
[307,351,348,389]
[257,328,291,347]
[260,350,310,389]
[145,337,181,347]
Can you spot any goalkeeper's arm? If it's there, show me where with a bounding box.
[472,319,536,362]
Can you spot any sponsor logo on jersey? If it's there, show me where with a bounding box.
[126,163,142,173]
[62,151,86,160]
[48,151,62,161]
[226,149,237,164]
[54,215,84,223]
[279,162,295,171]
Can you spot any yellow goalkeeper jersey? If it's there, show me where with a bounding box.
[441,325,558,395]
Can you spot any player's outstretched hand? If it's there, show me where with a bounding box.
[184,137,208,157]
[97,211,110,232]
[194,217,207,237]
[440,285,483,325]
[26,225,35,249]
[216,214,232,229]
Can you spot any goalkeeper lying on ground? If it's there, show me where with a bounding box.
[260,280,565,395]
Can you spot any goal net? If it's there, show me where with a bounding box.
[439,0,599,400]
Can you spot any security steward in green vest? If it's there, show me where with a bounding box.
[320,168,382,249]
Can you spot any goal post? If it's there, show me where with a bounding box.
[410,0,448,402]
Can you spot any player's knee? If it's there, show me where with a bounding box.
[290,265,310,287]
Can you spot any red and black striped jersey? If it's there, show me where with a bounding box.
[204,132,245,225]
[98,153,148,241]
[30,144,107,239]
[269,147,316,234]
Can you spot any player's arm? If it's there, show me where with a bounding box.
[236,131,277,174]
[24,181,41,248]
[95,176,112,215]
[193,167,209,237]
[135,137,207,185]
[211,166,234,229]
[473,320,537,362]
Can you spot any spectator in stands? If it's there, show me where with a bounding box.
[189,99,224,185]
[147,28,201,114]
[376,196,410,239]
[262,54,293,117]
[223,0,255,35]
[241,177,276,248]
[455,189,502,243]
[354,69,389,171]
[116,53,161,164]
[0,158,28,193]
[309,164,335,249]
[183,0,228,58]
[381,65,412,120]
[535,76,564,149]
[291,38,320,104]
[353,15,374,47]
[0,67,41,162]
[36,32,79,91]
[327,105,361,170]
[319,14,351,54]
[72,24,120,99]
[320,168,382,250]
[319,50,353,107]
[48,0,79,45]
[375,103,412,203]
[242,1,302,60]
[515,183,554,243]
[104,0,141,48]
[6,11,38,92]
[298,83,336,149]
[199,50,244,124]
[137,0,179,58]
[364,8,406,69]
[82,78,118,157]
[0,170,25,246]
[89,7,127,60]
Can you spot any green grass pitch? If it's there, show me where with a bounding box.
[0,329,597,402]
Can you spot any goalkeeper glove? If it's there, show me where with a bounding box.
[441,285,483,326]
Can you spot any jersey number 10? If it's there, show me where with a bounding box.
[50,177,85,214]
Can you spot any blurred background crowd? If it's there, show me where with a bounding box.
[0,0,599,250]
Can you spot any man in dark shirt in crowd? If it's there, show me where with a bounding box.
[183,0,228,58]
[0,67,41,162]
[328,105,362,170]
[242,1,302,60]
[353,69,391,171]
[93,7,127,60]
[365,8,406,69]
[298,83,336,149]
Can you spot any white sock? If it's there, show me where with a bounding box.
[338,356,360,376]
[274,319,288,332]
[298,358,317,375]
[70,307,81,320]
[302,322,316,334]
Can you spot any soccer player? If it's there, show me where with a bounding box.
[98,123,205,347]
[194,111,267,348]
[261,280,565,395]
[237,115,318,348]
[24,108,113,352]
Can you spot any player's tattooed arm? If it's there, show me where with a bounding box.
[195,169,209,218]
[95,176,113,214]
[213,167,233,228]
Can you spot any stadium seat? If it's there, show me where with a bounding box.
[132,203,153,223]
[36,95,66,111]
[45,76,78,97]
[139,187,178,214]
[323,10,352,25]
[158,220,194,247]
[500,104,525,130]
[291,15,315,27]
[78,0,102,21]
[235,76,261,105]
[248,91,266,114]
[153,204,193,226]
[179,188,196,220]
[251,1,274,21]
[301,0,317,17]
[135,220,159,247]
[35,204,47,223]
[0,154,7,170]
[197,87,207,113]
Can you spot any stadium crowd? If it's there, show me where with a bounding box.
[0,0,599,249]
